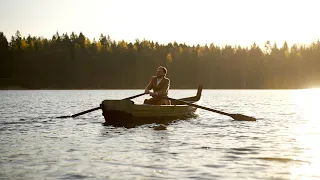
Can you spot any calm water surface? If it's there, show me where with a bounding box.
[1,89,320,179]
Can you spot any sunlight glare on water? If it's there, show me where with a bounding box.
[290,88,320,180]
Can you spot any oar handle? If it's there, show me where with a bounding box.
[123,93,146,100]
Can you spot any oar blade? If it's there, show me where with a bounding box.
[230,114,256,121]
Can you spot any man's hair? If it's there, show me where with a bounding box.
[158,66,167,75]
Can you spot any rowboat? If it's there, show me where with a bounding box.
[57,83,256,122]
[101,85,203,127]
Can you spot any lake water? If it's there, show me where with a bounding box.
[0,89,320,179]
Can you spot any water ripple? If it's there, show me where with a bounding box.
[1,90,320,179]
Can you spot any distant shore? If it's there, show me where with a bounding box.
[1,31,319,92]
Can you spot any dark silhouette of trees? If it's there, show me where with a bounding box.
[0,30,319,89]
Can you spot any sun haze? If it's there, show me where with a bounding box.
[1,0,319,47]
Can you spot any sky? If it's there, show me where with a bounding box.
[1,0,319,47]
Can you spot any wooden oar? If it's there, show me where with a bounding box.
[56,92,146,118]
[166,97,256,121]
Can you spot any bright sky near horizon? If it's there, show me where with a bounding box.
[1,0,319,47]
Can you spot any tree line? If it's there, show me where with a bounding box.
[0,30,319,89]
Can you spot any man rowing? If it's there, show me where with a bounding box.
[144,66,171,105]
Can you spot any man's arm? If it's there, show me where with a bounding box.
[145,76,154,93]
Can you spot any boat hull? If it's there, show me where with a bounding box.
[101,100,198,127]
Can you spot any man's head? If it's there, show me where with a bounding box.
[156,66,167,78]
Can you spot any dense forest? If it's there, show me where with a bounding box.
[0,31,319,89]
